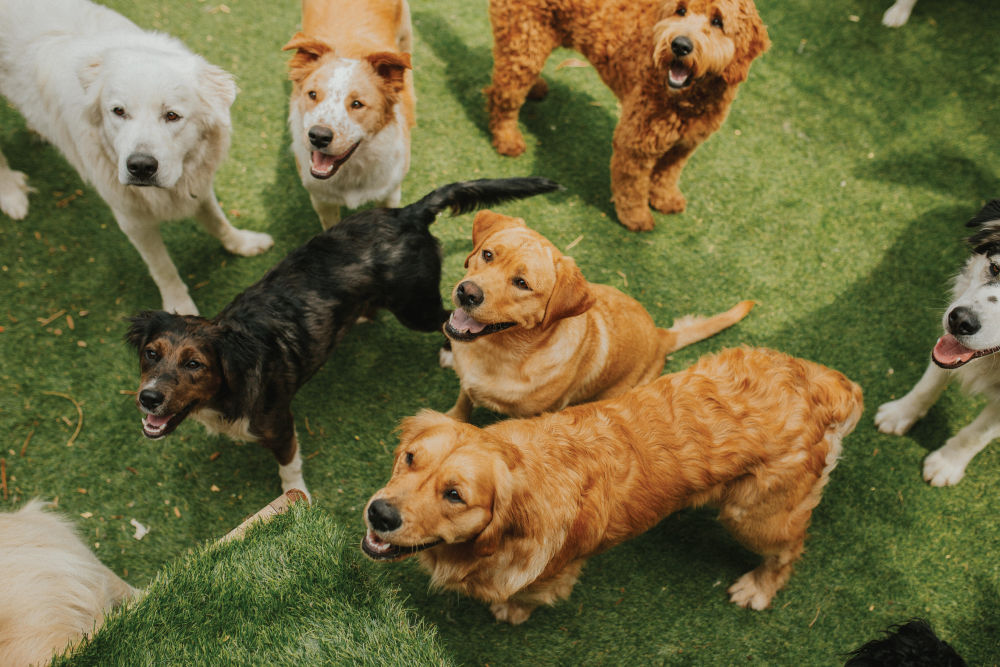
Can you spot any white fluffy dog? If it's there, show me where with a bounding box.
[877,200,1000,485]
[0,500,136,666]
[0,0,274,315]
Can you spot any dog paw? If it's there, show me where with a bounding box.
[0,169,34,220]
[615,205,656,232]
[922,447,968,487]
[224,229,274,257]
[438,346,454,369]
[649,188,686,215]
[490,600,535,625]
[727,572,773,611]
[491,128,527,157]
[882,3,912,27]
[874,399,920,435]
[163,290,199,316]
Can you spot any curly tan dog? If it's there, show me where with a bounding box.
[440,210,753,420]
[363,347,863,623]
[486,0,769,231]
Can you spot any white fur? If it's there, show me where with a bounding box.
[0,500,136,666]
[882,0,918,27]
[0,0,273,315]
[876,253,1000,485]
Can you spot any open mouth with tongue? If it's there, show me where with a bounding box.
[931,334,1000,369]
[444,309,516,341]
[668,61,694,89]
[141,403,195,439]
[361,529,442,561]
[310,141,361,180]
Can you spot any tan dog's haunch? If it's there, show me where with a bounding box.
[486,0,769,231]
[364,347,863,623]
[441,210,753,420]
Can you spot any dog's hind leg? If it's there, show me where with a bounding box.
[194,193,274,256]
[0,149,34,220]
[923,400,1000,486]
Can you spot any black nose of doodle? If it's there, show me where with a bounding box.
[455,281,484,308]
[671,36,693,58]
[126,153,158,180]
[308,126,333,149]
[368,499,402,532]
[138,389,164,411]
[948,306,981,337]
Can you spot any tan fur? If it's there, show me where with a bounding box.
[0,501,136,665]
[485,0,769,231]
[365,347,864,623]
[443,210,753,419]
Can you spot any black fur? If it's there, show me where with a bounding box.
[845,619,965,666]
[965,199,1000,255]
[125,178,559,468]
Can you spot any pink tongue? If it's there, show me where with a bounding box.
[311,151,336,172]
[932,334,977,366]
[145,414,171,428]
[449,309,486,334]
[669,62,691,84]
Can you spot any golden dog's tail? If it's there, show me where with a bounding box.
[658,300,755,355]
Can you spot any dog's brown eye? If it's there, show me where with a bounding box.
[444,488,463,503]
[512,277,530,290]
[405,452,414,465]
[351,99,364,109]
[143,348,158,361]
[308,91,317,100]
[676,5,686,16]
[184,359,203,370]
[711,15,723,28]
[112,106,126,117]
[991,263,1000,277]
[482,249,493,262]
[164,111,181,122]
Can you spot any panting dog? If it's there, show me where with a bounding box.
[876,200,1000,486]
[440,210,753,420]
[485,0,769,231]
[0,0,274,315]
[364,347,863,623]
[0,500,137,666]
[126,178,559,499]
[284,0,416,229]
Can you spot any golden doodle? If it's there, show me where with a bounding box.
[441,210,754,420]
[364,347,863,624]
[485,0,769,231]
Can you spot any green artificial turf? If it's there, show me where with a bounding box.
[1,0,998,663]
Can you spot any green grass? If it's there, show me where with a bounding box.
[1,0,999,663]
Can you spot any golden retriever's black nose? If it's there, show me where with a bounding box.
[948,306,981,336]
[126,153,158,180]
[368,499,402,532]
[138,389,164,411]
[671,36,693,57]
[456,281,484,307]
[308,125,333,149]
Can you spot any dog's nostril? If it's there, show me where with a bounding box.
[308,125,333,149]
[138,389,164,410]
[671,36,693,57]
[126,153,158,179]
[456,281,484,307]
[948,306,981,337]
[368,499,402,532]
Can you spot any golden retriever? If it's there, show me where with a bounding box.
[440,210,754,420]
[363,347,863,623]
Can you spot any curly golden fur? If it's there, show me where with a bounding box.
[485,0,769,231]
[363,347,863,624]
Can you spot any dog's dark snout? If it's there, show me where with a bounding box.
[126,153,158,180]
[455,281,484,308]
[308,125,333,149]
[671,36,693,58]
[948,307,981,337]
[138,389,164,411]
[368,499,402,532]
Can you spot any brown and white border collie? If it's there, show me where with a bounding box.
[284,0,416,229]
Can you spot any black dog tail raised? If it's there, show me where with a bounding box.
[404,177,561,228]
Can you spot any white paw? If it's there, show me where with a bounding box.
[922,447,968,487]
[283,480,312,504]
[874,398,921,435]
[162,290,199,316]
[224,229,274,257]
[438,346,454,369]
[0,169,34,220]
[489,601,533,625]
[882,3,913,27]
[727,572,772,611]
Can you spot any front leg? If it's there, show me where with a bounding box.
[195,191,274,256]
[262,417,311,502]
[113,210,198,314]
[875,360,951,435]
[923,400,1000,486]
[649,143,697,215]
[446,389,474,422]
[610,113,662,231]
[490,559,585,624]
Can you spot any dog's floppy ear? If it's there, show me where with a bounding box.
[78,57,104,126]
[283,33,334,84]
[398,409,456,445]
[966,200,1000,254]
[464,211,528,267]
[721,1,771,86]
[366,51,411,96]
[472,448,517,558]
[213,326,258,395]
[124,310,175,351]
[540,256,595,329]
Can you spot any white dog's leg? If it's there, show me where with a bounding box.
[114,211,198,315]
[278,432,311,502]
[194,195,273,257]
[882,0,917,27]
[923,401,1000,486]
[383,185,402,209]
[309,193,341,230]
[0,150,34,220]
[875,360,950,435]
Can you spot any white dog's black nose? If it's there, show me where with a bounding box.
[948,306,981,337]
[138,389,164,411]
[368,499,402,532]
[308,125,333,149]
[126,153,158,180]
[671,36,693,58]
[455,281,484,308]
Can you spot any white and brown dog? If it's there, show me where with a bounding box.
[284,0,415,229]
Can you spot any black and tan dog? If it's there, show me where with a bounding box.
[125,178,559,499]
